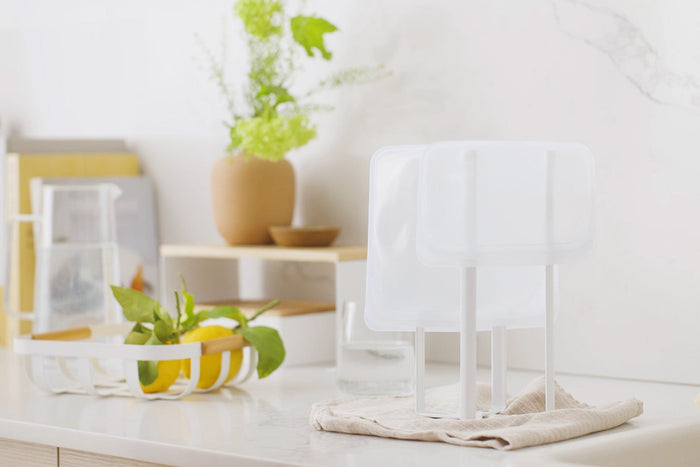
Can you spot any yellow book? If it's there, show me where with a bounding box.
[0,286,4,347]
[4,153,141,344]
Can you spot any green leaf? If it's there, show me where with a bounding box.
[197,306,249,328]
[153,320,172,343]
[111,286,158,323]
[152,302,173,329]
[183,291,195,318]
[239,326,285,378]
[137,360,159,387]
[124,323,151,345]
[180,291,197,330]
[256,85,295,110]
[137,332,165,387]
[290,15,338,60]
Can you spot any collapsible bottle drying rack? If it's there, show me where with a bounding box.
[14,323,257,400]
[365,141,594,419]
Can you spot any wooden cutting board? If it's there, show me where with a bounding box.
[193,299,335,317]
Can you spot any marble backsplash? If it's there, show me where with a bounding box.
[1,0,699,384]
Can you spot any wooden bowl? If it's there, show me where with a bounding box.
[269,226,341,247]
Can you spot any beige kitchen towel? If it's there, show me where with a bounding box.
[310,377,643,450]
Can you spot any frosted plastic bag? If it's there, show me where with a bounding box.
[365,142,593,332]
[417,141,594,267]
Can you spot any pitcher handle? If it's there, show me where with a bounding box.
[4,214,41,321]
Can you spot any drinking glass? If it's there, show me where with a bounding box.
[336,301,414,396]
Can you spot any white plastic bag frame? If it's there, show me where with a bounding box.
[413,149,561,419]
[413,266,556,419]
[14,323,257,400]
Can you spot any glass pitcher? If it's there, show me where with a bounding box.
[5,184,122,333]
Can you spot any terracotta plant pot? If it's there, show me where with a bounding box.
[211,154,295,245]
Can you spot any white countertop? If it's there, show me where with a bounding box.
[0,348,698,466]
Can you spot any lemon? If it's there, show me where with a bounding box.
[181,325,243,389]
[141,358,181,393]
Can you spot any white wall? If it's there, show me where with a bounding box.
[2,0,700,385]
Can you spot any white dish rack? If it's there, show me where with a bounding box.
[13,323,257,400]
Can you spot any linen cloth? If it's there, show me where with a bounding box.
[310,377,643,450]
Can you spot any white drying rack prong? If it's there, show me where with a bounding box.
[459,267,478,419]
[413,267,558,420]
[414,327,426,415]
[414,267,481,421]
[545,264,557,411]
[491,325,507,413]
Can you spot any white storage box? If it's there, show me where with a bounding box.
[195,300,336,366]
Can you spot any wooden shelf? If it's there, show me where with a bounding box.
[194,299,335,317]
[160,244,367,263]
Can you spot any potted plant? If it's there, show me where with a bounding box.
[202,0,387,245]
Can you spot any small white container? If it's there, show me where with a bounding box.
[194,300,337,366]
[253,311,335,366]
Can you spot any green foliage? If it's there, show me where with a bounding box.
[229,113,316,161]
[199,0,388,161]
[239,326,285,378]
[234,0,283,39]
[124,323,150,345]
[196,305,248,326]
[290,15,338,60]
[314,65,393,93]
[137,331,165,386]
[112,285,285,386]
[138,360,160,386]
[111,285,169,325]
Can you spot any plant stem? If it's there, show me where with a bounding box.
[249,299,281,322]
[174,291,182,329]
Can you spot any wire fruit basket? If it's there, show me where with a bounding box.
[14,323,257,400]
